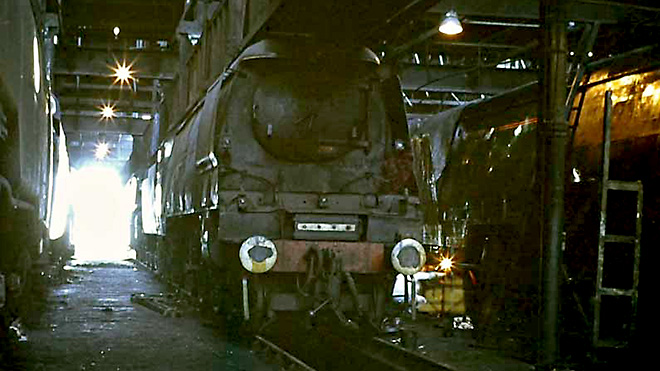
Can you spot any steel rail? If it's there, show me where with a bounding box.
[369,336,457,371]
[314,323,454,371]
[260,316,454,371]
[254,335,317,371]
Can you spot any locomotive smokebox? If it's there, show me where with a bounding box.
[240,39,380,163]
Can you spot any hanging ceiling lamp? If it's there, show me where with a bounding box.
[439,10,463,35]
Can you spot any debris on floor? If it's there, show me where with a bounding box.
[130,292,183,317]
[9,318,29,343]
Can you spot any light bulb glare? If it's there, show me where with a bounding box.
[439,11,463,35]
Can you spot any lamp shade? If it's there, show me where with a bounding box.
[439,11,463,35]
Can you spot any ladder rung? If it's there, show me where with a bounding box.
[599,287,633,296]
[607,180,641,191]
[603,235,636,243]
[596,339,629,349]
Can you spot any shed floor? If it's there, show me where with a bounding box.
[385,316,535,371]
[3,260,276,371]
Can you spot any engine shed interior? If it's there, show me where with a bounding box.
[2,0,660,370]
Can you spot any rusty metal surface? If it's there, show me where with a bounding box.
[271,240,385,273]
[574,69,660,150]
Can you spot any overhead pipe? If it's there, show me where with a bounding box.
[585,44,659,72]
[463,19,540,28]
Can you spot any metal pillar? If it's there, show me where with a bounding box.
[539,0,568,368]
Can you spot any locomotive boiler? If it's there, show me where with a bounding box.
[409,56,657,361]
[136,38,424,329]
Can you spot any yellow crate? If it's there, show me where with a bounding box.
[418,275,465,314]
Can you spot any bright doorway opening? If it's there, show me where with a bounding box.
[69,165,135,262]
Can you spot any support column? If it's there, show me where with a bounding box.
[539,0,568,368]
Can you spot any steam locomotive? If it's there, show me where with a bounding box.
[409,57,657,361]
[134,38,424,329]
[1,0,71,350]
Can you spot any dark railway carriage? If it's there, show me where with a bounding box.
[137,38,424,328]
[1,0,70,347]
[410,83,541,358]
[410,62,657,361]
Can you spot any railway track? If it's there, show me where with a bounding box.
[254,334,317,371]
[317,329,455,371]
[133,260,451,370]
[363,336,453,371]
[255,315,453,371]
